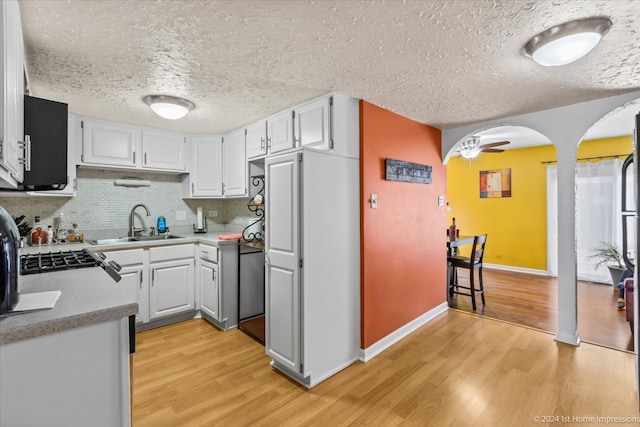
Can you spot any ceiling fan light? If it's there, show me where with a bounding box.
[460,147,482,159]
[524,17,612,67]
[143,95,195,120]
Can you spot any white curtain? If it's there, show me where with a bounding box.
[547,159,635,283]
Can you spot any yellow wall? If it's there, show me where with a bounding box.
[446,136,632,270]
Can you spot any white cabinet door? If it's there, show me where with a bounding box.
[265,151,301,373]
[246,120,267,159]
[223,129,246,196]
[0,0,25,186]
[295,97,331,151]
[149,259,195,320]
[267,110,294,155]
[199,260,220,321]
[81,119,140,167]
[117,265,148,324]
[186,135,223,197]
[142,129,186,171]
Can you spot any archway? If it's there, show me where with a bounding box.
[573,99,640,351]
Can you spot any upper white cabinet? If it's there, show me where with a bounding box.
[267,110,294,155]
[295,97,331,151]
[78,117,187,173]
[246,120,267,159]
[80,118,139,168]
[141,129,186,172]
[244,93,359,162]
[0,0,25,188]
[182,135,223,198]
[223,128,247,197]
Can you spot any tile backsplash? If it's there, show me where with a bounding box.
[1,168,256,238]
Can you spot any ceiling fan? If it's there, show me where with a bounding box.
[458,136,510,159]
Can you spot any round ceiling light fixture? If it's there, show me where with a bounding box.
[143,95,195,120]
[523,17,612,67]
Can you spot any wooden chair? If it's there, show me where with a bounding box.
[448,234,487,310]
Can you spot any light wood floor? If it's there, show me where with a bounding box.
[133,314,639,426]
[449,268,634,352]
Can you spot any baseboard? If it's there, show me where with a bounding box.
[359,302,448,362]
[483,263,549,276]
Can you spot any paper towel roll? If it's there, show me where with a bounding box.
[197,207,204,229]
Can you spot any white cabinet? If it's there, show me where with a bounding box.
[141,129,186,171]
[267,110,294,155]
[246,120,267,159]
[199,259,220,321]
[80,118,139,168]
[245,111,293,160]
[78,118,188,173]
[196,243,238,330]
[149,244,195,320]
[265,148,360,388]
[102,248,148,324]
[182,135,223,198]
[223,129,247,196]
[295,97,331,151]
[0,0,25,188]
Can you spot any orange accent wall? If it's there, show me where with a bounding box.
[360,101,446,349]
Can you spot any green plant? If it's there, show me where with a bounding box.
[588,241,624,269]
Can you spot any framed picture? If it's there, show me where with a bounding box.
[480,168,511,198]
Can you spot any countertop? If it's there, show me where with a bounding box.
[20,231,243,255]
[0,268,138,345]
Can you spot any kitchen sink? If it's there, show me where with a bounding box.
[86,235,184,245]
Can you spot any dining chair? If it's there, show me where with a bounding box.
[447,234,487,310]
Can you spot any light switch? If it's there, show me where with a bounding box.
[438,195,444,206]
[370,194,378,209]
[208,209,219,217]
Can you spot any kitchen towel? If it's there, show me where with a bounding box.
[218,233,242,240]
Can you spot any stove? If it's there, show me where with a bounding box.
[20,249,121,282]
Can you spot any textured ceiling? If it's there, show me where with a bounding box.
[17,0,640,135]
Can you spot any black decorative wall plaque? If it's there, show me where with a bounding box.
[385,158,432,184]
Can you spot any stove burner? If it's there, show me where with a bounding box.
[20,249,103,275]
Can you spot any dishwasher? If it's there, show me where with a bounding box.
[237,242,265,344]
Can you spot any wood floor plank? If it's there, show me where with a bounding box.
[449,268,634,351]
[133,314,639,426]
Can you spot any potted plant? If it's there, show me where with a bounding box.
[588,242,628,286]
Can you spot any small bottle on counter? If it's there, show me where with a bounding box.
[31,216,43,245]
[449,217,457,241]
[46,225,54,244]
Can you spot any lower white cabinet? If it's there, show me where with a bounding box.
[102,244,195,326]
[102,248,148,324]
[199,259,220,320]
[149,245,195,320]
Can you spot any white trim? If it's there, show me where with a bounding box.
[359,302,448,362]
[483,263,549,277]
[554,331,581,347]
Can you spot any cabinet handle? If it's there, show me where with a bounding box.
[192,182,195,194]
[151,269,154,285]
[139,271,143,289]
[133,151,136,164]
[144,152,147,165]
[24,135,32,171]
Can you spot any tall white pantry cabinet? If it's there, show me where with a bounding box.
[264,95,360,387]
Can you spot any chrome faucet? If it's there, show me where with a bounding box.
[129,204,151,237]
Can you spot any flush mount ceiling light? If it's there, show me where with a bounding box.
[143,95,195,120]
[523,17,612,67]
[459,136,482,160]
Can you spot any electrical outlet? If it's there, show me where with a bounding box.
[175,210,187,221]
[208,209,218,217]
[438,196,444,206]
